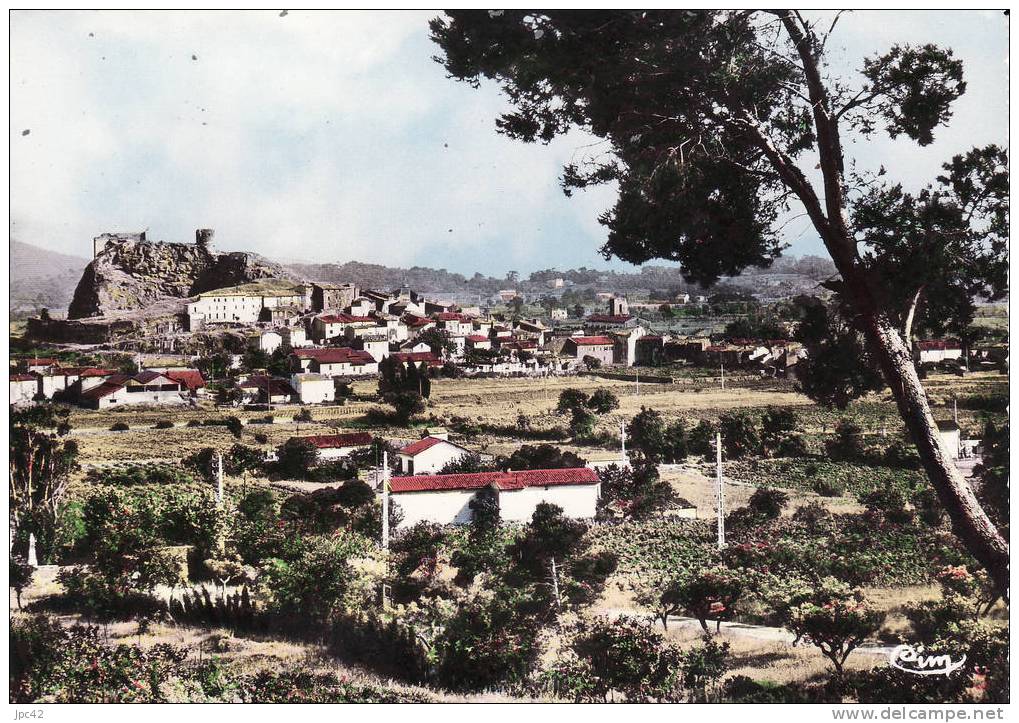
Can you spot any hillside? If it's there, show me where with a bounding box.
[10,240,89,318]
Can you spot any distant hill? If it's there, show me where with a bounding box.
[10,240,89,318]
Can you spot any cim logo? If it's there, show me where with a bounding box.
[889,644,967,677]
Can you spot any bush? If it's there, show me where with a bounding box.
[826,419,866,461]
[659,566,745,632]
[109,422,129,432]
[760,406,799,456]
[719,411,760,459]
[276,438,319,478]
[775,433,810,458]
[587,389,620,414]
[882,439,921,469]
[812,476,846,497]
[545,615,683,702]
[154,420,173,429]
[186,420,202,428]
[747,487,789,520]
[499,444,586,471]
[859,482,914,524]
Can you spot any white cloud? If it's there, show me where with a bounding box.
[9,10,1009,275]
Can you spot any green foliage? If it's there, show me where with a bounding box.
[794,297,886,409]
[659,566,745,632]
[587,388,620,414]
[437,452,495,474]
[827,418,868,461]
[974,421,1008,534]
[557,388,589,414]
[780,577,885,675]
[747,487,790,520]
[499,444,586,471]
[109,422,130,432]
[597,461,676,520]
[259,532,375,621]
[546,615,683,702]
[680,634,731,702]
[10,556,34,608]
[276,437,319,477]
[718,411,760,459]
[760,406,800,455]
[384,390,426,424]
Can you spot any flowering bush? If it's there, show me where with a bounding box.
[546,615,683,702]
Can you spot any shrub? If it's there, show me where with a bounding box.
[225,416,243,439]
[109,422,129,432]
[627,407,668,463]
[186,420,202,428]
[659,566,745,633]
[781,577,884,676]
[747,487,789,520]
[680,634,731,702]
[760,406,799,456]
[253,433,269,444]
[276,438,318,478]
[500,444,586,471]
[10,556,34,608]
[557,388,590,414]
[859,482,914,524]
[587,389,620,414]
[545,615,683,702]
[719,411,760,459]
[826,419,866,461]
[882,439,921,469]
[154,420,173,429]
[775,433,810,458]
[813,477,846,497]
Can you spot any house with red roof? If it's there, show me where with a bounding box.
[238,375,298,405]
[78,371,187,409]
[311,313,377,343]
[914,339,964,365]
[24,358,60,374]
[291,432,373,460]
[165,370,207,396]
[397,435,474,475]
[389,467,600,528]
[291,347,379,377]
[563,335,615,366]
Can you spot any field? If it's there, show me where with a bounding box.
[16,367,1008,702]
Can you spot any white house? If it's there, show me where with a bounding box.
[249,330,283,355]
[389,467,600,529]
[281,325,311,348]
[237,375,297,405]
[311,313,376,342]
[10,374,38,405]
[290,373,335,404]
[291,348,379,377]
[297,432,373,460]
[78,371,187,409]
[398,435,474,475]
[187,286,306,329]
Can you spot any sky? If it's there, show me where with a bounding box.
[9,10,1009,277]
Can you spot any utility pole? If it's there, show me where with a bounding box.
[715,432,725,550]
[953,397,959,425]
[720,363,725,390]
[550,557,562,610]
[216,453,224,506]
[381,451,390,551]
[635,367,640,397]
[620,421,628,466]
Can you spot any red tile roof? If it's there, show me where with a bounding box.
[239,375,297,397]
[389,467,599,493]
[165,370,206,391]
[25,358,59,366]
[392,351,442,365]
[318,313,374,324]
[402,314,433,328]
[10,374,37,382]
[435,312,470,322]
[298,432,373,449]
[568,336,614,346]
[466,335,490,343]
[399,436,460,456]
[58,366,117,378]
[133,370,174,384]
[918,339,962,351]
[80,381,124,400]
[293,348,375,364]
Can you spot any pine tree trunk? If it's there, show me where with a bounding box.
[852,293,1009,597]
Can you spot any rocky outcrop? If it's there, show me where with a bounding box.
[68,234,294,319]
